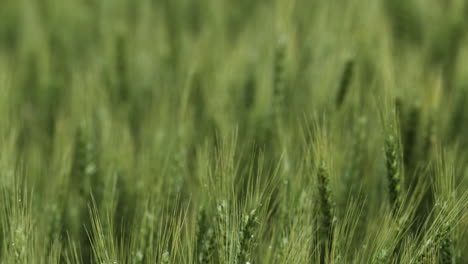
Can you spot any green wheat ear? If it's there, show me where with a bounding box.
[344,116,367,197]
[237,208,259,264]
[216,200,229,263]
[68,124,101,261]
[422,116,436,162]
[161,251,170,264]
[402,103,420,173]
[413,209,455,264]
[244,70,256,110]
[71,127,90,196]
[439,232,454,264]
[336,59,355,108]
[195,207,215,264]
[384,134,402,214]
[71,125,100,198]
[316,162,333,263]
[273,38,287,119]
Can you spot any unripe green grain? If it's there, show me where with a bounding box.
[273,39,287,119]
[316,163,333,263]
[69,125,100,261]
[336,59,355,108]
[161,251,170,264]
[439,233,453,264]
[403,104,420,171]
[237,208,259,264]
[384,134,402,213]
[422,117,436,162]
[216,200,230,262]
[344,116,367,197]
[195,208,215,264]
[71,128,91,196]
[414,221,452,264]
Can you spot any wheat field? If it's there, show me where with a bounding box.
[1,0,468,263]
